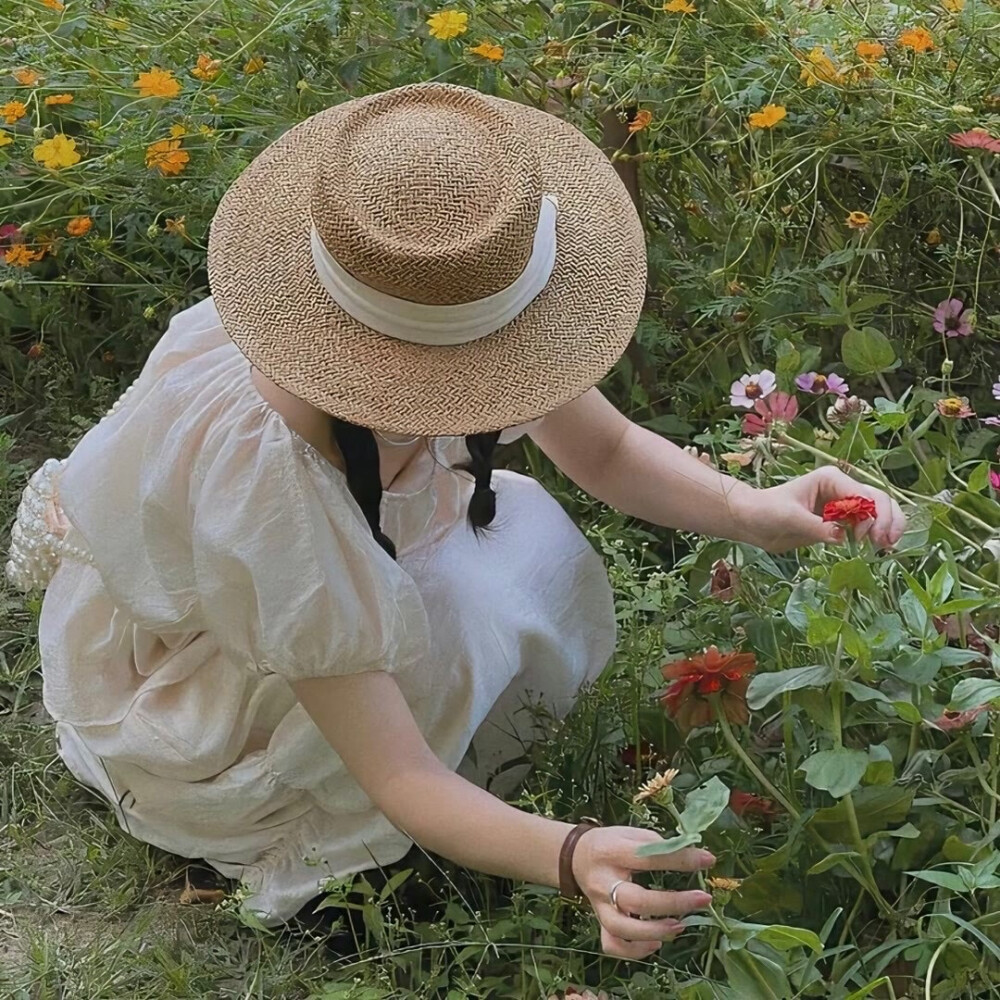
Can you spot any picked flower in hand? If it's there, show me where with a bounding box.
[822,495,877,526]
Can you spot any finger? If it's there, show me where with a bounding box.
[614,883,712,918]
[600,927,662,960]
[622,841,716,873]
[888,500,908,546]
[598,907,686,944]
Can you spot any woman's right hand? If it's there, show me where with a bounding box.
[571,826,716,959]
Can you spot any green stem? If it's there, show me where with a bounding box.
[973,157,1000,212]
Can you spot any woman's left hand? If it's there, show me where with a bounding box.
[741,467,906,554]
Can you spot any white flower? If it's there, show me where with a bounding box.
[729,370,776,409]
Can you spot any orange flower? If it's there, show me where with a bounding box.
[5,244,44,266]
[821,495,877,525]
[191,53,222,81]
[1,101,27,124]
[899,27,934,52]
[243,55,266,74]
[846,210,871,229]
[13,68,41,86]
[145,138,189,175]
[65,215,92,236]
[855,40,886,62]
[164,216,187,237]
[41,0,65,9]
[660,646,756,732]
[664,0,696,11]
[44,93,73,105]
[469,41,503,61]
[26,342,45,359]
[748,104,786,129]
[926,228,942,245]
[134,67,181,98]
[798,46,843,87]
[628,109,653,133]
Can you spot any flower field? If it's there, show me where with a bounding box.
[3,0,1000,997]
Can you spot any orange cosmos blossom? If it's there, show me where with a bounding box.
[13,68,41,86]
[748,104,786,129]
[65,216,92,236]
[191,53,223,81]
[145,139,189,175]
[135,67,181,98]
[44,93,73,105]
[855,40,886,62]
[660,646,756,732]
[468,41,503,61]
[628,109,653,133]
[899,27,934,52]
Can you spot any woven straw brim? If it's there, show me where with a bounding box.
[208,94,646,437]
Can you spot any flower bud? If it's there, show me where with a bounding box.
[143,305,156,320]
[941,357,954,375]
[146,223,160,240]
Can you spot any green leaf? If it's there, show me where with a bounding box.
[746,664,833,710]
[968,461,990,494]
[720,947,791,1000]
[864,614,905,654]
[811,786,913,841]
[841,326,896,375]
[899,589,930,637]
[784,579,821,632]
[828,557,878,594]
[756,925,823,954]
[800,748,869,798]
[678,776,730,835]
[807,615,842,647]
[891,700,924,723]
[907,868,969,893]
[845,978,894,1000]
[863,744,894,785]
[642,413,696,439]
[949,677,1000,712]
[633,830,702,858]
[808,851,862,876]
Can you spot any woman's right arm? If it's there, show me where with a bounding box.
[291,671,715,959]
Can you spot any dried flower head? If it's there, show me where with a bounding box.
[827,394,872,426]
[633,768,680,804]
[707,876,743,891]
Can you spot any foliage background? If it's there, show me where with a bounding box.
[3,0,1000,997]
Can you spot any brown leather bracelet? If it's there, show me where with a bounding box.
[558,818,601,899]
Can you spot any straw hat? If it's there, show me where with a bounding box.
[208,82,646,437]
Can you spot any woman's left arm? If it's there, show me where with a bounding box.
[529,389,906,553]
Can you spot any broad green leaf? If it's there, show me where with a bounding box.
[678,776,730,835]
[800,748,869,798]
[864,614,905,654]
[907,869,969,893]
[968,461,990,494]
[936,646,985,666]
[746,664,833,710]
[828,558,878,594]
[841,326,896,375]
[845,682,890,704]
[720,946,791,1000]
[808,851,861,876]
[863,744,894,785]
[633,830,702,858]
[811,786,913,840]
[807,615,842,647]
[784,578,821,632]
[949,677,1000,712]
[891,700,924,723]
[756,925,823,954]
[927,562,956,605]
[887,652,941,685]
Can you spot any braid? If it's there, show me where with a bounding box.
[330,419,396,559]
[462,432,500,532]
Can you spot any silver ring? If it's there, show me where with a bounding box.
[609,878,628,913]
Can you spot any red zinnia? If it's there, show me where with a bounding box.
[742,391,799,437]
[821,495,877,525]
[660,645,756,732]
[729,789,781,825]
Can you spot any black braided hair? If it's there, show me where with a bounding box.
[330,419,397,559]
[461,432,501,532]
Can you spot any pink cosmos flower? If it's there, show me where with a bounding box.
[932,706,985,732]
[949,131,1000,153]
[984,417,1000,428]
[0,223,21,246]
[933,297,973,338]
[730,370,776,409]
[742,391,799,436]
[795,371,849,396]
[991,470,1000,490]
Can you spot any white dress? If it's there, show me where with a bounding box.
[7,297,616,926]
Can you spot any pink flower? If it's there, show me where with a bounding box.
[0,223,21,246]
[991,470,1000,490]
[933,297,973,338]
[985,417,1000,428]
[949,130,1000,154]
[795,371,849,396]
[730,370,776,409]
[993,381,1000,401]
[932,706,985,732]
[742,391,799,436]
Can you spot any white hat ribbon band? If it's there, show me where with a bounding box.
[309,194,558,347]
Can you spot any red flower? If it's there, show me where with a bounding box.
[949,130,1000,154]
[742,391,799,437]
[0,222,21,246]
[729,789,780,825]
[660,645,756,732]
[821,495,877,525]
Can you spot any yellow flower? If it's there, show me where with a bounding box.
[427,9,469,41]
[629,109,653,133]
[164,216,187,237]
[191,53,222,81]
[5,244,43,266]
[243,55,266,74]
[855,40,886,62]
[633,769,680,804]
[942,0,964,11]
[41,0,65,10]
[748,103,786,129]
[664,0,696,11]
[0,133,12,147]
[707,876,743,892]
[44,93,73,105]
[198,123,215,136]
[846,210,871,229]
[169,123,187,138]
[65,215,92,236]
[107,17,129,30]
[145,138,189,175]
[926,227,942,245]
[798,46,843,87]
[134,67,181,99]
[33,132,80,169]
[13,68,41,86]
[900,27,934,52]
[1,101,27,124]
[469,41,503,61]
